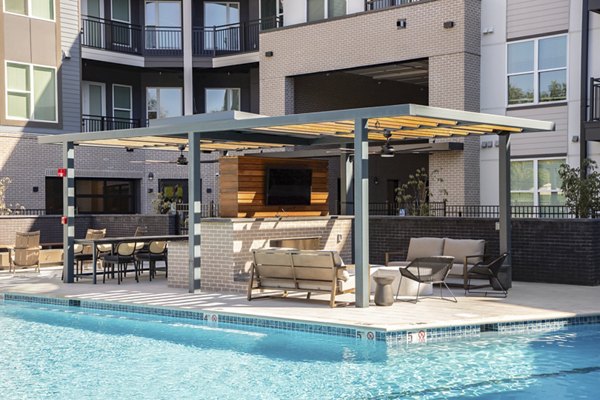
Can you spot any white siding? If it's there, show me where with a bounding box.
[507,105,568,157]
[507,0,569,39]
[60,0,82,132]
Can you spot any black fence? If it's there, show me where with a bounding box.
[340,201,587,219]
[591,77,600,122]
[81,17,142,55]
[175,202,219,235]
[192,16,280,57]
[2,208,47,216]
[82,115,141,132]
[366,0,424,10]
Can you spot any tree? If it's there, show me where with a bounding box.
[395,168,446,216]
[558,160,600,218]
[0,177,12,215]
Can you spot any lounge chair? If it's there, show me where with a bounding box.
[396,256,456,303]
[9,231,41,273]
[466,253,509,298]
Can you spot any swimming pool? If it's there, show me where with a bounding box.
[0,301,598,399]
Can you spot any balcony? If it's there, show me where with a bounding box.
[82,115,142,132]
[366,0,425,11]
[81,16,281,58]
[591,78,600,122]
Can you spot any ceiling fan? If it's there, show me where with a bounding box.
[130,144,188,165]
[332,130,432,157]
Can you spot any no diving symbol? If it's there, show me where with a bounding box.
[407,330,428,344]
[366,331,375,341]
[211,314,218,322]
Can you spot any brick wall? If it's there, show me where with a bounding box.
[0,214,176,244]
[167,241,189,289]
[370,216,600,286]
[171,216,355,294]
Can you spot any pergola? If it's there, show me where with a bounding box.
[39,104,554,308]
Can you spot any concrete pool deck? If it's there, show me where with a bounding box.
[1,266,599,332]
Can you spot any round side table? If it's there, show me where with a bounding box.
[373,275,395,306]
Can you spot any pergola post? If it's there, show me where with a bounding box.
[498,133,512,288]
[353,118,370,308]
[339,147,353,214]
[62,141,75,283]
[188,132,202,292]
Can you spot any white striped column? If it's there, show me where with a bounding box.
[188,132,202,291]
[63,142,75,283]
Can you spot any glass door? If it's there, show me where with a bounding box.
[204,2,240,51]
[82,82,106,132]
[83,0,105,48]
[145,1,182,50]
[111,0,131,47]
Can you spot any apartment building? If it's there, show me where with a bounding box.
[1,0,598,215]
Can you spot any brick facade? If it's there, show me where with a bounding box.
[259,0,482,205]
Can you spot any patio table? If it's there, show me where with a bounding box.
[74,235,187,284]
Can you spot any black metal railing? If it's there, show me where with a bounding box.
[144,26,183,55]
[192,16,281,57]
[81,17,142,54]
[82,16,281,57]
[0,208,47,216]
[175,202,219,234]
[82,115,141,132]
[366,0,424,11]
[591,77,600,121]
[340,201,585,218]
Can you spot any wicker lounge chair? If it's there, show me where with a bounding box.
[9,231,41,273]
[466,253,509,298]
[396,256,456,303]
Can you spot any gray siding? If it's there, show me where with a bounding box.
[507,0,569,39]
[60,0,82,132]
[507,105,568,157]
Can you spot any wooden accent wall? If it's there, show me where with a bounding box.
[219,156,329,218]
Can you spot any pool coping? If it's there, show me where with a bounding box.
[2,292,600,344]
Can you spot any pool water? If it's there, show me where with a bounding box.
[0,303,599,400]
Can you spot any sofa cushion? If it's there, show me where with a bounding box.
[443,238,485,265]
[406,237,445,261]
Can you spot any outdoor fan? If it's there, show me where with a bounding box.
[331,130,431,157]
[130,144,188,165]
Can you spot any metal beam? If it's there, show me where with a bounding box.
[200,130,315,146]
[498,133,512,288]
[188,132,202,292]
[62,142,75,283]
[354,118,370,308]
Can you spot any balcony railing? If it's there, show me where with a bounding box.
[192,16,281,57]
[82,16,281,57]
[366,0,425,11]
[81,17,142,55]
[591,78,600,122]
[82,115,141,132]
[144,26,183,55]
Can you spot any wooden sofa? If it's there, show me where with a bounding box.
[385,237,485,289]
[248,249,355,307]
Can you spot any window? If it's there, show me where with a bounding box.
[112,84,132,128]
[145,0,182,50]
[6,62,56,122]
[307,0,346,22]
[511,158,565,207]
[507,35,567,105]
[4,0,54,20]
[205,88,240,113]
[45,178,138,214]
[147,87,183,120]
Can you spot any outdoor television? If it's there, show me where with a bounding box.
[265,168,312,206]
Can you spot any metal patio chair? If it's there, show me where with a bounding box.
[396,256,457,303]
[466,253,509,298]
